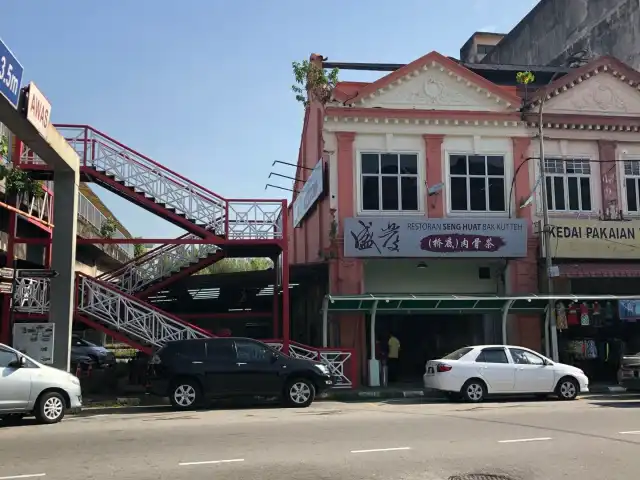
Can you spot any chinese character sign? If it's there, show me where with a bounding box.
[343,218,527,258]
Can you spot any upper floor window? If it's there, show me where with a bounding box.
[449,154,506,213]
[360,153,419,212]
[624,160,640,213]
[544,158,592,212]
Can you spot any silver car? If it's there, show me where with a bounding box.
[72,335,116,367]
[0,342,83,424]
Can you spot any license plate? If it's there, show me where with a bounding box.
[428,367,434,374]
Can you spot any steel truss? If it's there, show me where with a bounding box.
[265,341,356,388]
[99,234,222,295]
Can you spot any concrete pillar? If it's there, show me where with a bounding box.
[49,169,79,371]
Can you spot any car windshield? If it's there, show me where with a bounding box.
[442,347,473,360]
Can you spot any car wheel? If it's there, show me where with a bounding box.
[284,378,315,407]
[170,379,201,410]
[35,392,66,424]
[556,377,579,401]
[461,379,486,403]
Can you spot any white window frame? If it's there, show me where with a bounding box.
[355,150,425,216]
[445,152,509,217]
[620,158,640,216]
[538,157,597,214]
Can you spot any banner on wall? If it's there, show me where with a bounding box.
[343,217,528,258]
[541,220,640,259]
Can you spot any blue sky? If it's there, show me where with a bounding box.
[2,0,538,238]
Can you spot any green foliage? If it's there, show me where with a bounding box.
[516,71,535,85]
[291,59,339,107]
[0,135,44,198]
[133,241,146,257]
[197,257,273,275]
[99,217,118,239]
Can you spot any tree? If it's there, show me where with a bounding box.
[99,217,118,238]
[133,241,146,257]
[0,135,44,199]
[197,257,273,275]
[291,59,339,107]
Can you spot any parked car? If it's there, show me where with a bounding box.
[147,337,334,410]
[71,334,116,367]
[0,342,83,424]
[423,345,589,403]
[618,352,640,391]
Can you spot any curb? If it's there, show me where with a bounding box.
[587,385,627,393]
[75,386,630,415]
[319,389,439,402]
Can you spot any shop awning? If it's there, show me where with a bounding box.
[324,293,640,313]
[325,294,551,313]
[558,263,640,278]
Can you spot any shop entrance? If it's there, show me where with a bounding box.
[368,313,486,383]
[556,278,640,384]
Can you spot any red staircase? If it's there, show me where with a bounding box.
[15,124,287,348]
[9,124,360,388]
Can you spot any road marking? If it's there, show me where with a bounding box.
[178,459,245,466]
[0,475,46,480]
[350,447,411,454]
[498,437,552,444]
[620,431,640,435]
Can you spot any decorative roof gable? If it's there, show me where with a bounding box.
[345,51,521,112]
[529,56,640,117]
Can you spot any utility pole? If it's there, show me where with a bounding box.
[537,99,558,361]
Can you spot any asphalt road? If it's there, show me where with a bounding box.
[2,395,640,480]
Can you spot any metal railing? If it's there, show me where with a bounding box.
[42,180,133,259]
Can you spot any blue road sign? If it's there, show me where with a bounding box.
[0,37,23,108]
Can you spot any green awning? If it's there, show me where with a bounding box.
[325,294,633,314]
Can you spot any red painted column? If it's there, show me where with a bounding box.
[1,139,22,344]
[598,140,618,218]
[281,201,291,353]
[510,137,540,351]
[272,257,280,338]
[423,135,445,217]
[334,131,363,386]
[512,137,533,221]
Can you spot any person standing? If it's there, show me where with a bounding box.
[387,332,401,383]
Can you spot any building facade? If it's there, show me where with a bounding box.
[477,0,640,70]
[289,51,640,385]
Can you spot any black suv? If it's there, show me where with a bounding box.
[146,337,334,409]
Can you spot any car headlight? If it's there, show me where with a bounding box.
[315,364,330,375]
[68,375,81,386]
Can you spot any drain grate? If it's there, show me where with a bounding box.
[449,475,517,480]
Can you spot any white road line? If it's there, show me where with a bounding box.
[350,447,412,454]
[178,459,245,466]
[620,431,640,435]
[0,474,46,480]
[498,437,552,444]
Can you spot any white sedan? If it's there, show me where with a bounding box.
[423,345,589,403]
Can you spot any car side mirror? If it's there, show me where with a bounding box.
[270,353,280,363]
[9,356,26,368]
